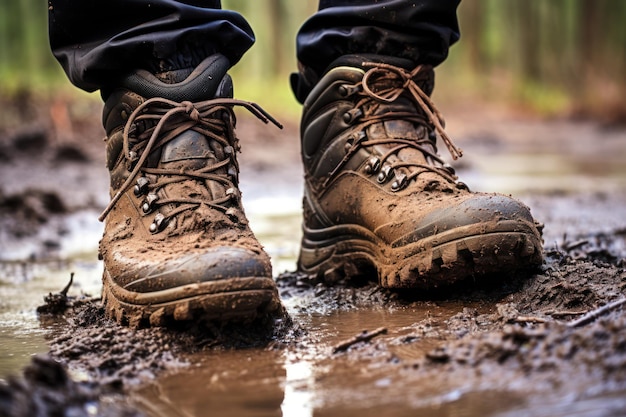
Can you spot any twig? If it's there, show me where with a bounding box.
[37,272,75,315]
[547,310,587,318]
[60,272,74,296]
[567,298,626,328]
[514,316,548,324]
[332,327,388,354]
[563,239,589,252]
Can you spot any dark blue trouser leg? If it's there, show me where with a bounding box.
[49,0,254,92]
[291,0,460,102]
[298,0,460,74]
[49,0,460,98]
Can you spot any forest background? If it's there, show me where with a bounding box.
[0,0,625,123]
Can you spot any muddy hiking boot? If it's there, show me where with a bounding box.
[298,55,543,288]
[98,54,282,327]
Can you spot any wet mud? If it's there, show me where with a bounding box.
[1,95,626,416]
[0,355,143,417]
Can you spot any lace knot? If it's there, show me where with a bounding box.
[181,101,200,121]
[361,62,463,160]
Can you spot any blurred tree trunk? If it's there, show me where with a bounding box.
[461,0,484,72]
[580,0,600,80]
[267,0,286,75]
[517,0,541,82]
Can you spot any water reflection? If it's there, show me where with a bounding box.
[0,258,101,377]
[132,351,320,417]
[128,300,491,417]
[281,360,314,417]
[133,349,286,417]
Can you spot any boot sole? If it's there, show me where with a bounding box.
[102,271,281,327]
[298,219,543,289]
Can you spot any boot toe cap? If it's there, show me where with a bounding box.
[392,194,538,248]
[107,246,272,293]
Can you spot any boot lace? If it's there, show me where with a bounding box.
[98,97,282,233]
[327,62,465,191]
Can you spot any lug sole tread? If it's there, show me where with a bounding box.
[298,225,543,289]
[101,273,281,328]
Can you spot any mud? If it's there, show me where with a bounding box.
[1,94,626,416]
[0,355,144,417]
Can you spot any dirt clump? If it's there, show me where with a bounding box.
[0,355,144,417]
[44,299,295,387]
[0,188,67,238]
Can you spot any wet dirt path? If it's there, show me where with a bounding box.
[130,299,498,417]
[1,108,626,416]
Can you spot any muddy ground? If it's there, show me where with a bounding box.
[0,93,625,417]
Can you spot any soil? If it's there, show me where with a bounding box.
[1,92,626,417]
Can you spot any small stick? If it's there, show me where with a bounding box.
[547,310,587,318]
[60,272,74,297]
[567,298,626,328]
[332,327,388,354]
[563,239,589,252]
[514,316,548,324]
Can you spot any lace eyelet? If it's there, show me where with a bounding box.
[133,177,150,196]
[126,151,139,171]
[364,156,381,174]
[391,173,408,191]
[455,181,469,191]
[226,188,240,200]
[443,163,456,176]
[149,213,167,234]
[142,193,159,214]
[377,165,392,183]
[344,138,354,152]
[338,84,359,97]
[342,108,363,124]
[225,207,247,225]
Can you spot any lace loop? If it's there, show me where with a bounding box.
[99,98,281,223]
[323,63,463,190]
[362,62,463,160]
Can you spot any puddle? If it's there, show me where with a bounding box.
[129,300,495,417]
[459,150,626,195]
[0,257,102,376]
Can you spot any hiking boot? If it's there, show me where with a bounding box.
[98,54,282,327]
[298,55,543,288]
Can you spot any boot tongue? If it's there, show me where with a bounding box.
[151,66,235,171]
[366,97,433,165]
[359,60,435,151]
[160,130,216,169]
[364,92,447,190]
[151,68,235,206]
[153,64,234,170]
[158,130,231,204]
